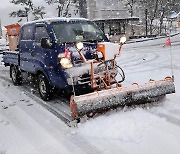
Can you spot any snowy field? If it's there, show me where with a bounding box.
[0,34,180,154]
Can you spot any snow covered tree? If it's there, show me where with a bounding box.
[45,0,81,17]
[45,0,65,17]
[33,6,46,20]
[122,0,139,35]
[45,0,73,17]
[10,0,46,21]
[123,0,135,17]
[140,0,180,35]
[141,0,159,35]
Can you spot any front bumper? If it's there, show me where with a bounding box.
[64,62,105,85]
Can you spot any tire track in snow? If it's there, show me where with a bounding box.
[0,74,72,124]
[122,38,179,64]
[118,46,164,69]
[158,113,180,126]
[0,73,104,154]
[150,111,180,127]
[117,43,179,75]
[119,52,161,70]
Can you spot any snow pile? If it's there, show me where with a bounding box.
[77,108,164,143]
[0,38,6,51]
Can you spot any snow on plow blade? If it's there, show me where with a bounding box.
[70,77,175,119]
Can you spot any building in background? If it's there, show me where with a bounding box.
[94,17,139,42]
[86,0,140,41]
[87,0,130,20]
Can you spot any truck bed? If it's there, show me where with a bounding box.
[2,50,19,66]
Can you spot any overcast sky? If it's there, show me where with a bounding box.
[0,0,19,26]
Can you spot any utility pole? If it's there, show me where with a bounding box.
[159,7,165,35]
[145,9,148,37]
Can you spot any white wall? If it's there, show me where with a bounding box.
[87,0,129,20]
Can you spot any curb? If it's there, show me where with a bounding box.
[126,32,180,44]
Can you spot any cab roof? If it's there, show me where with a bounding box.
[23,17,89,26]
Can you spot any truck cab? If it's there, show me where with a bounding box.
[3,18,110,100]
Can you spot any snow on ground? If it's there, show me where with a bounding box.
[0,77,76,154]
[77,108,164,143]
[73,34,180,154]
[0,39,6,52]
[0,34,180,154]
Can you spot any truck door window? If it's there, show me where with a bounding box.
[35,26,49,42]
[22,25,34,40]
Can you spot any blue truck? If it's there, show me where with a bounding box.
[2,18,175,119]
[2,18,110,100]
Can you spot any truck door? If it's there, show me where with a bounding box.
[19,24,35,72]
[33,24,53,74]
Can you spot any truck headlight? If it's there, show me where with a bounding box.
[120,36,127,44]
[59,57,73,69]
[76,42,84,51]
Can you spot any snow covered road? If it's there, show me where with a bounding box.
[0,34,180,154]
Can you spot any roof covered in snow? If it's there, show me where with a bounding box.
[23,17,89,26]
[93,17,139,22]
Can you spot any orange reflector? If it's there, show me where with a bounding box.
[50,66,54,69]
[97,43,106,60]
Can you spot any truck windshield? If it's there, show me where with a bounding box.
[52,20,108,43]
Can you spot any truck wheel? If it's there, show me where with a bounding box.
[38,74,53,101]
[10,66,22,86]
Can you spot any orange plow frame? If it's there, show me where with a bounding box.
[70,77,175,119]
[69,42,175,119]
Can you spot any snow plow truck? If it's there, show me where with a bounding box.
[2,18,175,120]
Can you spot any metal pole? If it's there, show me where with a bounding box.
[145,9,148,37]
[169,45,174,81]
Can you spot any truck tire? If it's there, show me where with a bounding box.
[38,74,53,101]
[10,65,22,86]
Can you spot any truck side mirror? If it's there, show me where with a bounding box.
[41,38,53,49]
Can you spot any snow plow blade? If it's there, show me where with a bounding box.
[70,77,175,119]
